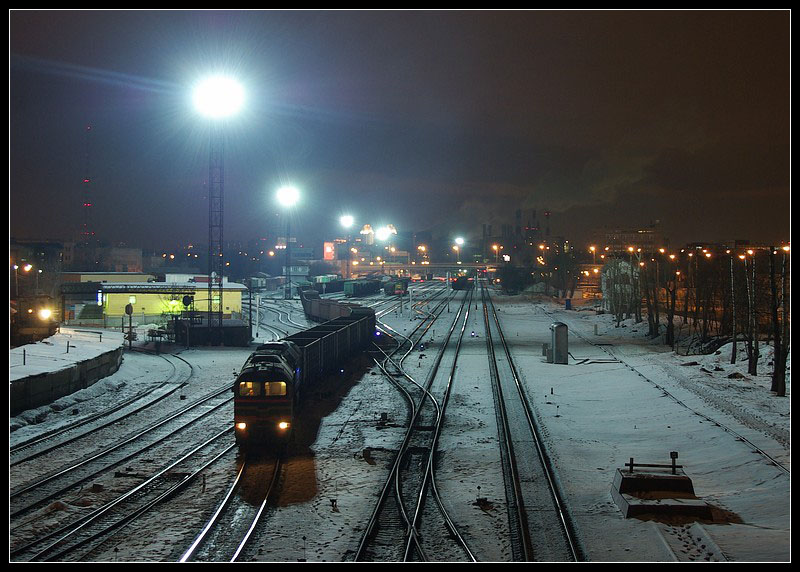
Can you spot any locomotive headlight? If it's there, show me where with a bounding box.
[278,421,290,430]
[38,308,52,320]
[236,422,247,430]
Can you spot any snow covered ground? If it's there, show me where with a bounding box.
[9,289,790,562]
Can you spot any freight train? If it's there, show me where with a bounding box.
[11,295,59,346]
[451,275,474,290]
[233,293,375,447]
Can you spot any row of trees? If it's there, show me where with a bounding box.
[601,247,790,396]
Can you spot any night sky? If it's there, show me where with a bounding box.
[10,10,790,250]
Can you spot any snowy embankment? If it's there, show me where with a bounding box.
[493,294,789,562]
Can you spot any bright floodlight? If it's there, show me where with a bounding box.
[375,226,392,241]
[455,237,465,246]
[276,185,300,208]
[340,215,355,228]
[192,75,245,119]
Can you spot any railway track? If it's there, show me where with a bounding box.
[10,382,234,520]
[481,282,583,561]
[179,454,283,562]
[355,287,476,562]
[11,429,236,562]
[10,350,194,467]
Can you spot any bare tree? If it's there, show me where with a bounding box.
[730,254,738,364]
[770,248,789,397]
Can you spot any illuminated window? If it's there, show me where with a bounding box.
[238,382,261,397]
[265,381,287,396]
[129,295,136,304]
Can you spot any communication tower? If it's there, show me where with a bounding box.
[79,124,97,267]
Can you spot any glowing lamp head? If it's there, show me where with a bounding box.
[340,215,354,228]
[278,421,290,430]
[276,185,300,208]
[192,75,245,119]
[455,237,465,246]
[236,422,247,430]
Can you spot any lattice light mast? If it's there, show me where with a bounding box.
[192,75,244,344]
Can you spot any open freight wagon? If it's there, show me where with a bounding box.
[284,307,376,394]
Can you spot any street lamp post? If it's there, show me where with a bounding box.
[340,215,354,279]
[276,185,300,299]
[12,264,19,298]
[454,237,464,263]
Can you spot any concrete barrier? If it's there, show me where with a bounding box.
[10,336,124,416]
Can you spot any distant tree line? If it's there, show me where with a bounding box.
[600,247,790,397]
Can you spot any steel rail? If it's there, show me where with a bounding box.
[20,430,235,562]
[480,283,535,561]
[354,289,457,561]
[485,284,584,562]
[10,387,234,519]
[404,285,477,562]
[355,288,470,561]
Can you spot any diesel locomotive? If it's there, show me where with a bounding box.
[451,275,474,290]
[233,299,375,447]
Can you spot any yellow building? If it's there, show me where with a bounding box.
[100,281,245,321]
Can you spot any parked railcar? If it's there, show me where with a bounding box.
[384,277,410,295]
[233,299,375,447]
[344,279,381,297]
[299,288,358,322]
[312,278,344,294]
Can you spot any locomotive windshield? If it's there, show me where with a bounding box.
[239,381,261,397]
[237,381,287,397]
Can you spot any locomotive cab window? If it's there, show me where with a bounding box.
[265,381,287,396]
[239,382,261,397]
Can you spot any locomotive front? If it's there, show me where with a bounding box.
[233,342,300,446]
